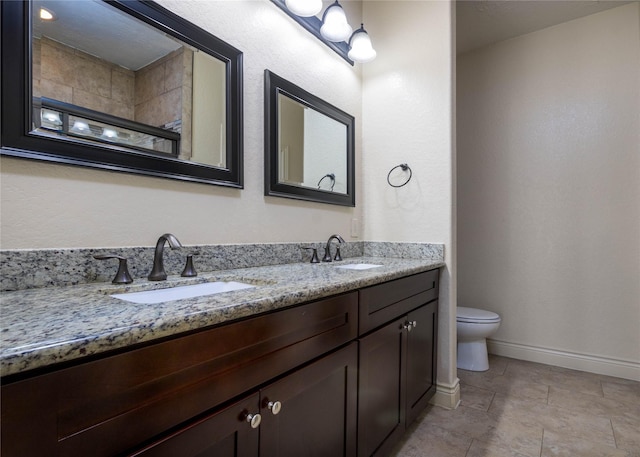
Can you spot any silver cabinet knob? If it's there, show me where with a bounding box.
[403,320,418,331]
[267,400,282,415]
[246,412,262,429]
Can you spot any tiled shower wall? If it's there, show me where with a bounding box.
[134,47,193,158]
[34,36,135,119]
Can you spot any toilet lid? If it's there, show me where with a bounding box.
[457,306,501,323]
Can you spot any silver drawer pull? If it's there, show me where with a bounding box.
[246,412,262,428]
[267,400,282,415]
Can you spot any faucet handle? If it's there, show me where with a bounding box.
[303,247,320,263]
[181,254,198,277]
[93,254,134,284]
[334,246,343,262]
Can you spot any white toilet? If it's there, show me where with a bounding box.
[456,307,501,371]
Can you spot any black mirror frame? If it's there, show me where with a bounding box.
[1,0,244,188]
[264,70,355,207]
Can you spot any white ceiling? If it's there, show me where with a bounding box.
[456,0,634,54]
[33,0,182,71]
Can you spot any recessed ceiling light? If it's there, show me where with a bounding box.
[39,7,57,21]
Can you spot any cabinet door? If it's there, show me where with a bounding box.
[1,293,357,457]
[259,343,358,457]
[357,318,406,457]
[130,393,260,457]
[405,301,438,426]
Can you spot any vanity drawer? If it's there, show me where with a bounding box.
[1,292,357,457]
[358,269,439,335]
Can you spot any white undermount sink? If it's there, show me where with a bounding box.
[335,263,383,270]
[111,281,256,304]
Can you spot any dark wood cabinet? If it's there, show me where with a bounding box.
[357,270,439,457]
[1,292,357,457]
[357,317,406,457]
[1,269,439,457]
[131,394,261,457]
[405,301,438,426]
[259,343,358,457]
[135,343,357,457]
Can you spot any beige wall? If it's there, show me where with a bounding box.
[362,1,458,406]
[1,0,363,249]
[457,3,640,379]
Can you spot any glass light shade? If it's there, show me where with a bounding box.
[40,109,62,130]
[285,0,322,17]
[70,120,90,133]
[101,128,119,140]
[41,109,61,124]
[320,2,352,42]
[39,7,56,21]
[348,24,376,63]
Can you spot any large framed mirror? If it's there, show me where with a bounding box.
[1,0,243,187]
[264,70,355,206]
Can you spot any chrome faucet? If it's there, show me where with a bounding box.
[148,233,182,281]
[322,234,345,262]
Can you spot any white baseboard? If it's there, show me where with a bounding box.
[487,339,640,381]
[430,379,461,410]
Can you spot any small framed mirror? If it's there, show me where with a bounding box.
[264,70,355,206]
[1,0,243,187]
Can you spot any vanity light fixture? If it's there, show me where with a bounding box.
[270,0,377,65]
[320,1,352,42]
[39,7,57,21]
[348,23,377,63]
[285,0,322,17]
[41,109,61,124]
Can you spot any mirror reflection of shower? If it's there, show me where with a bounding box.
[31,0,227,168]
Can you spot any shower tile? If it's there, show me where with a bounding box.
[165,49,184,91]
[112,69,135,105]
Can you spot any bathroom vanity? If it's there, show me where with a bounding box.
[0,257,441,457]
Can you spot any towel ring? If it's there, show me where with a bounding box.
[317,173,336,191]
[387,164,412,188]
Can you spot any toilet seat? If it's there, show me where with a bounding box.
[457,306,501,323]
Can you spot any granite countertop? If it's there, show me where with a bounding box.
[0,256,444,378]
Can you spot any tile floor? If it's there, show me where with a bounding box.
[391,355,640,457]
